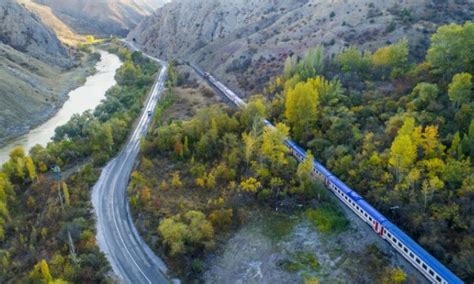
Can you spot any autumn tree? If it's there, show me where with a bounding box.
[2,146,37,184]
[285,82,319,140]
[158,218,187,255]
[448,72,472,109]
[371,38,409,78]
[297,151,314,183]
[261,123,290,170]
[389,131,417,183]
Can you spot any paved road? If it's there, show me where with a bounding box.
[92,42,171,284]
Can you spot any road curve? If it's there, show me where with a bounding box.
[92,42,171,284]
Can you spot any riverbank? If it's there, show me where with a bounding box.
[0,49,121,165]
[0,48,100,148]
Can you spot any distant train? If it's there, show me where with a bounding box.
[196,68,462,284]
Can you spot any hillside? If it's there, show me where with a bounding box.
[0,0,92,145]
[31,0,167,37]
[0,0,70,66]
[128,0,474,94]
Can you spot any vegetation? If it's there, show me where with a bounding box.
[128,66,336,279]
[0,40,158,282]
[262,21,473,281]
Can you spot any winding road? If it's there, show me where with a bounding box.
[92,42,171,284]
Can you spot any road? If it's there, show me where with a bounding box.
[92,41,171,284]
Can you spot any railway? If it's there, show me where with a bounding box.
[190,64,463,284]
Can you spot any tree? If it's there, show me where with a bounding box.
[372,39,409,69]
[242,130,259,170]
[261,123,290,169]
[335,46,371,74]
[62,182,70,207]
[283,55,299,78]
[448,72,472,109]
[171,172,183,189]
[285,82,319,140]
[427,22,474,77]
[240,177,262,193]
[372,39,409,78]
[183,211,214,246]
[297,151,314,183]
[409,82,439,110]
[158,218,187,255]
[389,134,417,183]
[2,146,37,184]
[381,267,406,284]
[115,61,141,86]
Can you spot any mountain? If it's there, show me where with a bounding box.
[0,0,70,66]
[128,0,473,94]
[31,0,167,37]
[0,0,87,145]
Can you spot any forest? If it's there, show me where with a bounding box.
[129,64,407,282]
[0,41,158,282]
[262,21,473,281]
[129,21,473,282]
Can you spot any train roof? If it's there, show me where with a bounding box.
[383,221,463,283]
[328,176,353,195]
[286,139,306,157]
[357,199,387,223]
[313,160,333,177]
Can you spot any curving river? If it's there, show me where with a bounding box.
[0,50,122,165]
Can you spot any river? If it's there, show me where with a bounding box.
[0,50,122,165]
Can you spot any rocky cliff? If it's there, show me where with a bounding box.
[0,0,89,145]
[0,0,71,66]
[128,0,473,94]
[32,0,168,37]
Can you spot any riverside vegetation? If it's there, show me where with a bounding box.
[130,21,473,282]
[0,40,158,282]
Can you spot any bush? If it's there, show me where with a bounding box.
[305,203,348,234]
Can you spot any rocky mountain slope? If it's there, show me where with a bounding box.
[128,0,474,94]
[0,0,70,66]
[0,0,91,145]
[32,0,168,37]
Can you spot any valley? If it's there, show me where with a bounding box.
[0,0,472,283]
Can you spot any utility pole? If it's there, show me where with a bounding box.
[52,165,77,263]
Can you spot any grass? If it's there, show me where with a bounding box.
[260,213,299,241]
[280,251,320,273]
[305,202,348,234]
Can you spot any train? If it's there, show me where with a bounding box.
[195,67,463,284]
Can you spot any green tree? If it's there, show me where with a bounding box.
[335,46,371,74]
[427,21,474,77]
[158,218,187,255]
[448,72,472,109]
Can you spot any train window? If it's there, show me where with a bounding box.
[403,247,408,253]
[416,258,421,264]
[409,252,414,258]
[436,276,441,282]
[369,217,372,221]
[387,233,391,238]
[429,270,434,276]
[398,242,402,248]
[422,263,427,270]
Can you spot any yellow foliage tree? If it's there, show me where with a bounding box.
[285,81,319,140]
